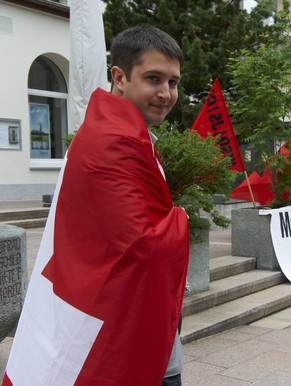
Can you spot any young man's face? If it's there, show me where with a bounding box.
[112,50,181,126]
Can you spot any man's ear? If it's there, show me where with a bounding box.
[111,66,126,96]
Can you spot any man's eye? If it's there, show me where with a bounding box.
[169,80,178,87]
[148,76,159,82]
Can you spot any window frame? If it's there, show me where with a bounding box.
[28,88,68,169]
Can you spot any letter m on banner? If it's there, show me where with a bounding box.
[190,78,245,172]
[280,211,291,238]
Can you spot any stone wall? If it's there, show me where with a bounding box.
[0,224,27,341]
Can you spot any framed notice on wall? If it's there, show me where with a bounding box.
[30,102,51,159]
[0,119,21,150]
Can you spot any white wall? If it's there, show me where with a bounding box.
[0,2,69,198]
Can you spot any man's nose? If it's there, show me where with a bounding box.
[157,83,171,99]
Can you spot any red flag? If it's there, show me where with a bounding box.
[190,78,245,172]
[2,88,189,386]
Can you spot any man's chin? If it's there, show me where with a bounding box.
[147,116,166,127]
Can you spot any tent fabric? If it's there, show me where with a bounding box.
[230,169,274,205]
[231,145,291,206]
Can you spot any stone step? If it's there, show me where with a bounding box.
[1,218,47,229]
[210,255,256,281]
[0,208,49,222]
[181,283,291,344]
[0,208,49,229]
[183,269,286,317]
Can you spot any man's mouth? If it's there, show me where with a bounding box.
[151,104,168,110]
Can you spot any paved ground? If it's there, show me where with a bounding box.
[1,201,291,384]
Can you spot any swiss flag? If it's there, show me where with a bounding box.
[2,89,189,386]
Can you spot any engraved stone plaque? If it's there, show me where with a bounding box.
[0,224,27,341]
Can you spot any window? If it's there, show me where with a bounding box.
[28,56,68,161]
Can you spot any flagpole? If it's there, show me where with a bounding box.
[244,170,256,208]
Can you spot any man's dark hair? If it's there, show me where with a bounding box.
[110,25,183,79]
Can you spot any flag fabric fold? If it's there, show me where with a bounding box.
[190,78,245,172]
[3,88,189,386]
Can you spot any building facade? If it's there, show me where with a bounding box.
[0,0,70,200]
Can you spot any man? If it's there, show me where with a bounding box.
[110,26,187,386]
[2,26,189,386]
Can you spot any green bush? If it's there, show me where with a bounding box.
[152,122,237,241]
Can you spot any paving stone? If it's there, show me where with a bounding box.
[221,349,291,383]
[183,335,236,358]
[253,371,291,385]
[197,338,276,368]
[182,360,251,386]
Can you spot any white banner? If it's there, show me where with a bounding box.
[260,205,291,280]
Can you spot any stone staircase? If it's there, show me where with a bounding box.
[181,255,291,344]
[1,204,291,345]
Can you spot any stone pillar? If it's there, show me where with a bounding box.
[0,224,27,341]
[232,208,280,271]
[187,227,210,293]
